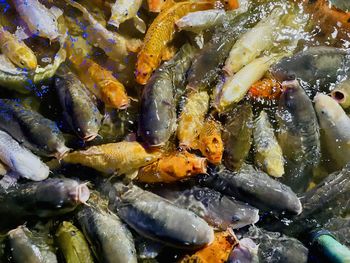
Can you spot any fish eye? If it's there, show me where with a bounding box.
[321,110,325,114]
[20,60,25,66]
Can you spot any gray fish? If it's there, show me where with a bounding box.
[0,130,49,181]
[8,225,58,263]
[276,80,320,192]
[314,93,350,169]
[222,104,253,171]
[139,44,197,146]
[153,185,259,230]
[199,164,302,215]
[77,195,137,263]
[0,99,69,159]
[238,226,309,263]
[55,66,103,142]
[0,178,89,219]
[271,47,350,94]
[107,182,214,249]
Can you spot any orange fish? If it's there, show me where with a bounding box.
[137,151,207,183]
[69,50,129,109]
[248,78,283,100]
[135,0,214,85]
[193,119,223,165]
[181,230,238,263]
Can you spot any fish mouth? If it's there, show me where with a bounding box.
[83,133,98,142]
[70,182,90,204]
[118,102,130,110]
[331,90,345,103]
[52,145,71,160]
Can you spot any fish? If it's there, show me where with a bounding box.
[181,231,238,263]
[227,238,259,263]
[177,91,209,148]
[271,47,350,95]
[153,185,259,230]
[0,130,49,181]
[330,79,350,110]
[12,0,62,41]
[63,141,160,179]
[0,178,90,219]
[199,164,302,215]
[222,104,253,171]
[314,93,350,169]
[0,27,37,70]
[276,80,320,192]
[147,0,166,12]
[137,151,207,183]
[223,7,283,76]
[8,226,58,263]
[77,194,137,263]
[216,55,277,112]
[139,44,197,147]
[69,52,130,109]
[253,110,284,178]
[107,182,215,249]
[108,0,146,33]
[55,66,103,141]
[193,119,224,165]
[135,0,214,85]
[238,226,309,263]
[247,77,283,101]
[0,99,69,159]
[67,0,141,63]
[56,221,94,263]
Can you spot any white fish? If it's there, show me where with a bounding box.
[12,0,62,41]
[0,130,49,181]
[223,7,283,76]
[314,93,350,169]
[109,0,146,33]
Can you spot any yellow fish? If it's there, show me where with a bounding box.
[63,141,160,178]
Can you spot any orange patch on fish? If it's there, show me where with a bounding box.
[137,151,207,183]
[248,78,283,100]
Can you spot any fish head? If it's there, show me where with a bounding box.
[135,54,154,85]
[228,238,259,263]
[264,158,284,178]
[100,85,130,109]
[9,45,37,70]
[314,93,344,124]
[200,134,223,165]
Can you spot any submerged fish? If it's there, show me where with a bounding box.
[228,238,259,263]
[199,164,302,215]
[56,221,94,263]
[55,66,102,142]
[13,0,62,41]
[0,130,49,181]
[0,99,69,159]
[0,27,37,70]
[77,195,137,263]
[277,80,320,192]
[253,110,284,178]
[271,47,350,94]
[147,0,166,12]
[248,77,283,101]
[222,104,253,171]
[177,91,209,148]
[108,0,146,33]
[331,79,350,110]
[63,141,160,178]
[238,226,309,263]
[0,178,90,218]
[8,226,58,263]
[139,44,197,147]
[137,151,207,184]
[153,185,259,230]
[314,93,350,169]
[108,182,214,249]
